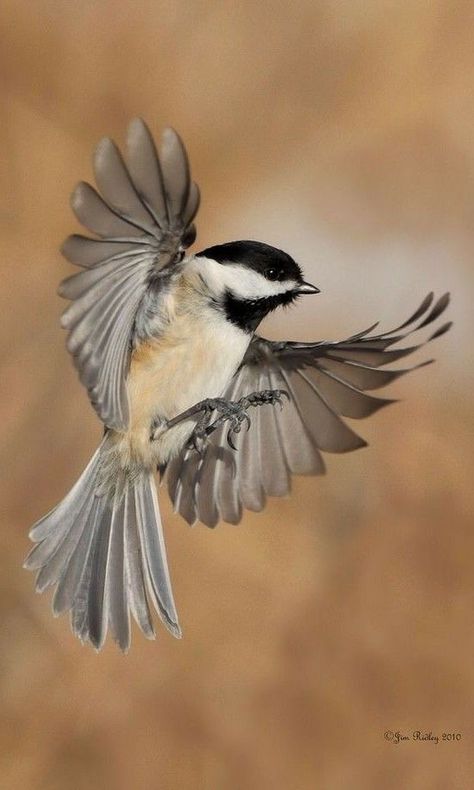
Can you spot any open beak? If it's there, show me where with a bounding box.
[296,281,320,295]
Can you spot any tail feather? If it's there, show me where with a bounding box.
[52,496,100,617]
[123,486,155,639]
[25,442,181,652]
[135,477,181,638]
[34,493,96,593]
[67,503,100,640]
[87,502,115,649]
[25,450,102,567]
[106,492,130,651]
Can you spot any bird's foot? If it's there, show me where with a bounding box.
[163,389,288,452]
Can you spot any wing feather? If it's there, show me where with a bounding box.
[302,366,394,419]
[71,181,145,239]
[174,449,202,526]
[212,375,244,524]
[159,128,191,221]
[196,444,221,528]
[258,376,290,497]
[93,138,159,233]
[126,117,168,226]
[61,235,137,268]
[239,389,266,513]
[183,182,201,226]
[281,368,367,453]
[268,368,325,476]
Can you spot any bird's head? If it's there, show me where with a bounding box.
[192,240,319,332]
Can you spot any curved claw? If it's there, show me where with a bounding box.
[184,389,287,456]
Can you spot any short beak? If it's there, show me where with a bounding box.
[296,281,320,295]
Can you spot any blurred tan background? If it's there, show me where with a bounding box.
[1,2,473,788]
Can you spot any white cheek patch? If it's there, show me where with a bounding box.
[191,257,297,300]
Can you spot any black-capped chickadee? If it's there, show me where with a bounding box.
[25,119,451,652]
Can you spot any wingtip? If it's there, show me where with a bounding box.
[161,125,179,141]
[339,436,369,452]
[57,280,70,300]
[160,126,188,160]
[126,116,151,144]
[69,180,90,213]
[128,115,147,130]
[59,307,71,325]
[375,397,400,412]
[94,135,114,155]
[59,236,74,262]
[437,291,451,310]
[428,320,453,341]
[93,136,120,174]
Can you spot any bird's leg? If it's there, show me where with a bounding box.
[154,390,288,451]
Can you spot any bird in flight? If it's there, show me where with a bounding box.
[25,119,451,651]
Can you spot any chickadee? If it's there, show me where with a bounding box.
[25,119,451,652]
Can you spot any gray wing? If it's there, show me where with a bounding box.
[166,292,451,527]
[59,118,200,431]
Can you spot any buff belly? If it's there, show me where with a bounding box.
[113,311,250,470]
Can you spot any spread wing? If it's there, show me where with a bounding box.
[166,292,451,528]
[59,118,200,430]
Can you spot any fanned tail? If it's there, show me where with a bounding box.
[24,438,181,652]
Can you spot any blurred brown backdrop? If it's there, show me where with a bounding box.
[1,2,473,788]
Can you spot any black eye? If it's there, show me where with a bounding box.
[265,267,280,281]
